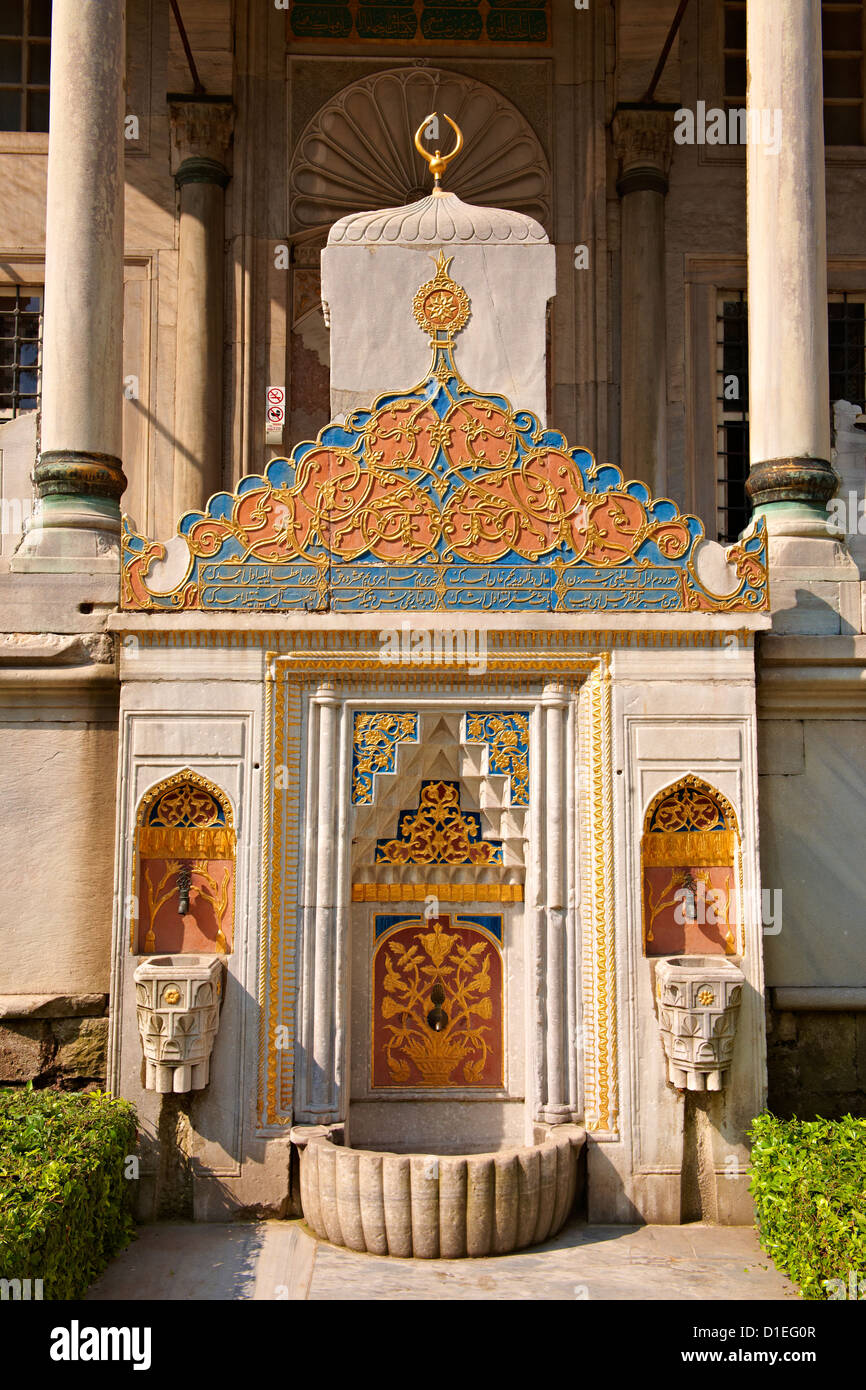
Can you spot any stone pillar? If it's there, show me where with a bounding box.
[309,683,340,1118]
[745,0,838,537]
[613,107,674,496]
[540,682,572,1124]
[169,100,233,520]
[18,0,126,563]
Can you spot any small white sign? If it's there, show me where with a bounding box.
[266,386,285,428]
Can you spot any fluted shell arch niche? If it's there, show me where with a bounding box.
[289,67,551,236]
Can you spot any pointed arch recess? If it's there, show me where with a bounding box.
[641,775,743,958]
[133,769,237,956]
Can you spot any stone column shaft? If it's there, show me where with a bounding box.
[169,100,233,520]
[310,685,339,1116]
[613,108,674,497]
[541,684,571,1123]
[745,0,838,533]
[22,0,126,560]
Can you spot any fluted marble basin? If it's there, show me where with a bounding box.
[133,953,224,1094]
[655,954,745,1091]
[292,1125,585,1259]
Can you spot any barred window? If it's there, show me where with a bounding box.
[714,291,866,543]
[0,0,51,133]
[722,1,866,146]
[715,293,750,545]
[0,287,42,419]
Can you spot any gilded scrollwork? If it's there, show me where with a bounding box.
[375,779,503,865]
[351,711,419,804]
[121,261,768,613]
[463,712,529,805]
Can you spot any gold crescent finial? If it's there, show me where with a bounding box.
[413,113,464,189]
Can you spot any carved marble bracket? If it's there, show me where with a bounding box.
[655,955,745,1091]
[134,954,224,1093]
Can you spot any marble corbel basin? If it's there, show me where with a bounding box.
[292,1125,585,1259]
[655,954,745,1091]
[133,954,224,1094]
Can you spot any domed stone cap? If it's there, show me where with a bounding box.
[327,187,548,247]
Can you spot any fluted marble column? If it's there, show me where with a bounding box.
[309,683,340,1118]
[613,107,674,497]
[18,0,126,563]
[169,99,233,520]
[540,683,574,1125]
[745,0,838,536]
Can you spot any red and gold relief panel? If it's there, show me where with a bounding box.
[642,865,737,956]
[641,776,742,958]
[133,770,236,955]
[371,916,504,1089]
[139,858,235,955]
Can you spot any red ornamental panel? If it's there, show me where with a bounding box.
[643,865,738,957]
[139,858,235,956]
[372,916,504,1089]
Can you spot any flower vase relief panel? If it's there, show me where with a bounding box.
[372,915,505,1089]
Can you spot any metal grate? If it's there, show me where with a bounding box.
[0,0,51,133]
[722,1,865,146]
[715,293,751,544]
[714,291,866,543]
[0,287,42,418]
[829,292,866,404]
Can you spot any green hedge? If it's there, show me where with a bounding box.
[0,1085,138,1299]
[749,1112,866,1300]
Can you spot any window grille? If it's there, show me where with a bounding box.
[0,287,42,419]
[0,0,51,133]
[722,1,865,146]
[714,291,865,543]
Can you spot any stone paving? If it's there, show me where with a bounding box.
[86,1219,798,1301]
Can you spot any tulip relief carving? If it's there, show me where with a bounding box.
[372,916,504,1089]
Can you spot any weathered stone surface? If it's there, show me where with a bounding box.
[53,1016,109,1079]
[0,1020,49,1081]
[767,1006,866,1119]
[0,993,107,1019]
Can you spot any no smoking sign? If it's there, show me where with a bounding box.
[266,386,285,428]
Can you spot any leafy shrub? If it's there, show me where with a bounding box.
[0,1085,138,1299]
[749,1112,866,1300]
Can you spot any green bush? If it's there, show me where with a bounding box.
[749,1112,866,1300]
[0,1085,138,1299]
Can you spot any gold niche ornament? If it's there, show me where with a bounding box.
[412,250,470,341]
[413,112,464,188]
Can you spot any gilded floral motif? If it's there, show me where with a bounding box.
[372,916,503,1088]
[121,262,768,613]
[351,711,419,804]
[375,780,503,865]
[464,712,529,805]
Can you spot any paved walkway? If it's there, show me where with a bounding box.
[86,1219,797,1301]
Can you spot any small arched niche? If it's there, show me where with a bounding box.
[133,770,236,956]
[641,775,742,958]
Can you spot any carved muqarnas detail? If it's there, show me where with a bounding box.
[134,956,224,1093]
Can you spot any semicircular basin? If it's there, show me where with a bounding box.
[295,1126,585,1259]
